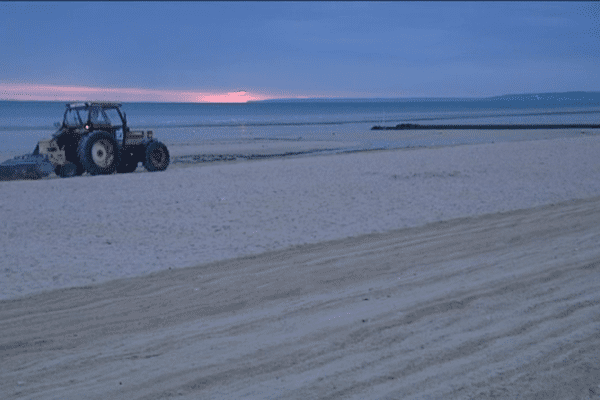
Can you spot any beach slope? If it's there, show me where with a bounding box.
[1,196,600,399]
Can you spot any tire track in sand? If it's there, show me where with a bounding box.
[2,197,600,399]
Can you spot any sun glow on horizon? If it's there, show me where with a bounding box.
[0,83,272,103]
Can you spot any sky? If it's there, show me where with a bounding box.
[0,1,599,102]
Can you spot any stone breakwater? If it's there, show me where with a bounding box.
[372,123,600,130]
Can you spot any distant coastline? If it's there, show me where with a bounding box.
[252,91,600,106]
[2,91,600,106]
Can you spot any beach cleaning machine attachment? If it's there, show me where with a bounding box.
[0,102,170,181]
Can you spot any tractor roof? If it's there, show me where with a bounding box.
[67,101,122,109]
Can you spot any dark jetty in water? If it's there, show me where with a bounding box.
[371,123,600,130]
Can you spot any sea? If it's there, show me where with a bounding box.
[1,92,599,159]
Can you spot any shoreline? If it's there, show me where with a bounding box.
[159,127,600,167]
[2,126,600,167]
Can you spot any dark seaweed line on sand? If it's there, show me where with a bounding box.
[372,123,600,131]
[171,144,440,166]
[172,148,349,164]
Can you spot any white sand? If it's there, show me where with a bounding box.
[1,134,600,299]
[2,133,600,399]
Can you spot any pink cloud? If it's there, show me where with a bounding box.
[0,83,269,103]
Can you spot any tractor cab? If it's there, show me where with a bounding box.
[33,101,169,178]
[60,102,126,141]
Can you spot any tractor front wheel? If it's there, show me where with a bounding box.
[56,162,82,178]
[143,141,170,172]
[78,131,120,175]
[55,161,84,178]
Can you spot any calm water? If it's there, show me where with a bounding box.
[1,98,599,155]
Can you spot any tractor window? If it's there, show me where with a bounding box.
[104,108,123,127]
[78,109,89,125]
[90,107,109,125]
[65,109,83,126]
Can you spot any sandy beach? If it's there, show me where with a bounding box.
[2,132,600,399]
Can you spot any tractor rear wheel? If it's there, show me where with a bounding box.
[78,131,120,175]
[143,141,170,172]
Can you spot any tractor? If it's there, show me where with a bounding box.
[35,101,170,178]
